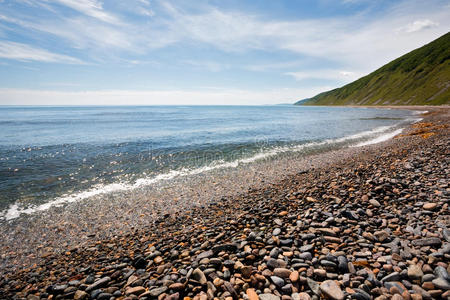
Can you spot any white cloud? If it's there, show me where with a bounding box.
[153,0,449,71]
[0,87,332,105]
[0,14,134,53]
[285,69,362,82]
[138,7,155,17]
[135,0,154,16]
[0,41,82,63]
[50,0,120,24]
[399,19,439,33]
[340,71,355,77]
[0,0,449,83]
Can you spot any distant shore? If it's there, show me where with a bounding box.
[1,107,449,299]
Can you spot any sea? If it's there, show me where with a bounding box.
[0,105,421,221]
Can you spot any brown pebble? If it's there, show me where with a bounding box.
[422,203,437,211]
[391,295,404,300]
[246,288,259,300]
[297,292,311,300]
[289,271,299,283]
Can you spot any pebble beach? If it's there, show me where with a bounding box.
[1,107,449,300]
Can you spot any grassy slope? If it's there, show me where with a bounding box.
[299,32,450,106]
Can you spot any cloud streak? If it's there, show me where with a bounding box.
[399,19,439,33]
[51,0,120,24]
[1,0,449,69]
[0,0,449,104]
[285,69,362,82]
[0,41,82,63]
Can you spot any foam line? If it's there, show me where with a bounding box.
[353,128,404,147]
[1,124,410,221]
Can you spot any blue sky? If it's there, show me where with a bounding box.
[0,0,449,105]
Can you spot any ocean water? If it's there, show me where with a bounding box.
[0,105,418,220]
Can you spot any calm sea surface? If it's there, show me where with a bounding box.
[0,105,418,220]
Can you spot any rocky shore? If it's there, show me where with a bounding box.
[1,108,449,300]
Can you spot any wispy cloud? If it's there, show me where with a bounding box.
[1,0,449,68]
[51,0,120,24]
[0,0,449,103]
[285,69,362,82]
[398,19,439,33]
[0,41,82,63]
[153,0,449,70]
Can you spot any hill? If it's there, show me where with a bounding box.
[297,32,450,106]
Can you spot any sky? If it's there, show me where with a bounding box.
[0,0,449,105]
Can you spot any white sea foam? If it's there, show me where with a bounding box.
[353,128,404,147]
[413,110,428,115]
[1,124,407,221]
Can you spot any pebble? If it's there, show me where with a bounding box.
[126,286,146,296]
[431,277,450,290]
[270,276,285,287]
[296,292,311,300]
[192,268,207,284]
[74,290,88,300]
[320,280,344,300]
[273,268,291,278]
[382,272,401,282]
[369,199,381,207]
[411,238,441,247]
[407,265,423,280]
[85,277,111,292]
[289,271,299,282]
[422,203,438,211]
[149,286,168,297]
[247,288,259,300]
[259,294,281,300]
[3,114,449,300]
[434,266,450,281]
[307,278,321,296]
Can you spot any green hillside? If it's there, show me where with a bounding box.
[297,32,450,106]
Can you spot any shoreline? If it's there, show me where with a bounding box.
[1,107,449,299]
[0,105,415,223]
[0,108,419,264]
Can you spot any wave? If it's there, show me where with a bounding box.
[0,123,412,221]
[352,128,404,147]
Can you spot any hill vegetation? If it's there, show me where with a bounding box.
[297,32,450,105]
